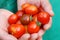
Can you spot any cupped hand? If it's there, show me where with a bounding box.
[17,0,54,40]
[0,9,17,40]
[0,9,30,40]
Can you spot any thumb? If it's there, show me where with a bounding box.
[0,28,17,40]
[41,0,54,16]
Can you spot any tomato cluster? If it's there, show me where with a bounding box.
[8,3,50,38]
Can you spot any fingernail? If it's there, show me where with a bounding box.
[31,33,38,38]
[30,33,38,40]
[25,34,30,39]
[21,34,30,40]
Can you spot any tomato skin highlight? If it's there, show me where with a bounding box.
[25,5,38,15]
[20,14,30,25]
[22,3,31,11]
[8,14,18,24]
[27,21,40,34]
[37,12,50,24]
[8,24,26,38]
[16,10,24,19]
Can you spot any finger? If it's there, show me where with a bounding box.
[17,0,26,10]
[43,17,52,30]
[0,28,17,40]
[30,33,38,40]
[0,9,14,32]
[17,0,41,10]
[18,33,30,40]
[38,29,45,37]
[41,0,54,16]
[37,37,42,40]
[27,0,41,7]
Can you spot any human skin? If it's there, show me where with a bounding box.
[0,0,54,40]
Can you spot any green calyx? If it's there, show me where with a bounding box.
[36,21,41,26]
[30,15,33,21]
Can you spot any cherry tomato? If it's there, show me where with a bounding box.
[16,20,21,24]
[8,24,26,38]
[20,14,30,25]
[27,21,40,34]
[37,12,50,24]
[25,5,38,15]
[8,14,18,24]
[32,14,38,22]
[16,10,24,19]
[22,3,31,11]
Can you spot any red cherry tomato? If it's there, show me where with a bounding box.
[32,14,38,22]
[8,14,18,24]
[16,10,24,19]
[27,21,40,34]
[20,14,30,25]
[8,24,26,38]
[16,20,21,24]
[25,5,38,15]
[37,12,50,24]
[22,3,31,11]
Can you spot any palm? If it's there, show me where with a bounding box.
[0,9,30,40]
[0,9,17,40]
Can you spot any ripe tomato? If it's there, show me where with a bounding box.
[8,24,26,38]
[27,21,40,34]
[25,5,38,15]
[8,14,18,24]
[22,3,31,11]
[20,14,30,25]
[16,10,24,19]
[32,14,38,22]
[37,12,50,24]
[16,20,21,24]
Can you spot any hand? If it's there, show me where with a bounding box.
[0,9,30,40]
[0,10,52,40]
[17,0,54,40]
[0,0,54,40]
[0,9,17,40]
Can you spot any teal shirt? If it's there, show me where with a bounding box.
[0,0,60,40]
